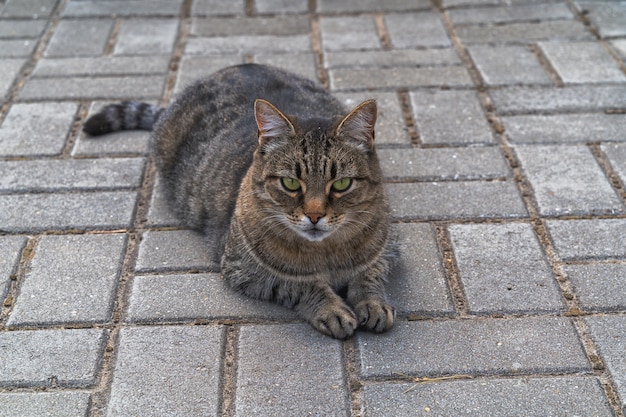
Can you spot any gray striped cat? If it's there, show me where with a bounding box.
[83,64,394,339]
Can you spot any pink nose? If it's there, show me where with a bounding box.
[306,212,325,224]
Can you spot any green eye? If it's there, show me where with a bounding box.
[281,177,301,191]
[332,178,352,192]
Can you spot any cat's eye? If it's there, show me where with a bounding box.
[281,177,301,191]
[331,178,352,192]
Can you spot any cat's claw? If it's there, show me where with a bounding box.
[312,303,358,339]
[355,299,395,333]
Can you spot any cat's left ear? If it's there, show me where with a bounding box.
[336,99,377,150]
[254,99,295,148]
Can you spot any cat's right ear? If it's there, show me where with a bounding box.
[254,99,295,148]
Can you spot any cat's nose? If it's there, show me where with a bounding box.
[306,212,325,224]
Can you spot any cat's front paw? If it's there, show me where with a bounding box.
[355,299,395,333]
[311,302,358,340]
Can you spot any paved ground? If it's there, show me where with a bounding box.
[1,0,625,416]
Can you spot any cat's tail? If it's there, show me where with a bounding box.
[82,101,164,136]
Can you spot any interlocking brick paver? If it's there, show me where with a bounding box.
[388,224,454,314]
[410,90,494,145]
[0,102,77,156]
[0,191,138,232]
[503,113,626,144]
[186,34,310,55]
[385,12,451,49]
[330,66,472,91]
[136,230,217,272]
[0,0,56,17]
[8,234,126,326]
[0,328,107,387]
[0,58,25,99]
[253,52,318,81]
[62,0,183,17]
[575,1,626,38]
[320,15,380,51]
[146,177,184,227]
[358,317,589,377]
[256,0,308,14]
[73,130,150,156]
[45,19,113,57]
[378,146,510,181]
[539,41,626,84]
[448,2,574,24]
[363,377,613,417]
[547,219,626,260]
[192,16,310,37]
[114,19,179,56]
[612,39,626,59]
[468,45,551,85]
[0,236,26,300]
[107,326,223,417]
[455,20,592,44]
[564,263,626,311]
[175,55,243,93]
[191,0,244,16]
[387,181,527,220]
[0,392,91,417]
[32,56,171,77]
[317,0,430,13]
[586,315,626,413]
[325,49,461,69]
[515,144,624,216]
[236,324,349,417]
[602,143,626,184]
[127,273,296,322]
[449,223,563,314]
[0,39,37,58]
[0,19,47,38]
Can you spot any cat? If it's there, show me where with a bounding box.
[83,63,395,339]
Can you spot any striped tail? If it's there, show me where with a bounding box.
[82,101,164,136]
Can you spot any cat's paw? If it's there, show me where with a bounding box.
[311,303,358,340]
[355,299,395,333]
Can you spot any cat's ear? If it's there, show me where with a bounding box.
[254,99,295,147]
[336,99,377,150]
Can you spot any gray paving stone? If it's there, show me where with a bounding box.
[236,324,349,417]
[127,273,297,323]
[317,0,430,13]
[45,19,113,57]
[62,0,183,17]
[455,20,593,44]
[330,66,472,91]
[442,0,498,6]
[0,191,138,232]
[490,85,626,115]
[0,102,77,157]
[585,315,626,413]
[0,39,37,58]
[386,181,528,221]
[319,15,380,51]
[256,0,308,14]
[192,0,244,15]
[186,34,310,55]
[74,130,151,156]
[449,2,574,25]
[0,0,56,18]
[449,223,564,314]
[175,55,242,94]
[107,325,222,417]
[564,263,626,311]
[114,19,179,56]
[385,12,451,49]
[503,113,626,144]
[363,376,613,417]
[575,1,626,38]
[0,328,107,387]
[0,19,47,38]
[0,236,26,300]
[388,224,454,314]
[8,234,126,326]
[0,58,25,99]
[324,49,461,69]
[468,45,551,85]
[612,39,626,59]
[0,392,91,417]
[336,92,410,146]
[378,146,510,181]
[32,55,171,77]
[0,157,145,192]
[146,176,183,227]
[18,75,165,100]
[410,90,494,145]
[357,317,589,377]
[135,230,217,272]
[253,52,318,82]
[539,41,626,84]
[602,143,626,185]
[191,16,309,37]
[515,144,624,216]
[547,219,626,260]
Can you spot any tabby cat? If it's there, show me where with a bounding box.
[83,64,394,339]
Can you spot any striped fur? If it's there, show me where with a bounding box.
[82,101,163,136]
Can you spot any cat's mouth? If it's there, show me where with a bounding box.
[292,223,333,242]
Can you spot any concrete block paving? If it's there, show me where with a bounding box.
[1,0,625,416]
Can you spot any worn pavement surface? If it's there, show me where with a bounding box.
[1,0,626,416]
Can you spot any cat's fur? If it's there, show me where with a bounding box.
[84,64,394,339]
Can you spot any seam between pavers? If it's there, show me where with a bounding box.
[0,237,37,328]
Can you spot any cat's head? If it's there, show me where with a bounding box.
[246,99,387,243]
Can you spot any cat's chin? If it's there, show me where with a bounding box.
[292,227,333,242]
